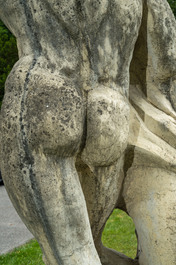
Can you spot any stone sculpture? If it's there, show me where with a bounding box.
[0,0,176,264]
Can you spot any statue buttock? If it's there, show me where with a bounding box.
[0,1,176,264]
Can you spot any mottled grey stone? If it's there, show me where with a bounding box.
[0,0,176,264]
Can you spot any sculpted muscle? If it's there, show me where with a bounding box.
[82,87,130,166]
[0,2,143,265]
[25,73,85,156]
[1,1,176,265]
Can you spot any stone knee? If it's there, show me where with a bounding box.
[123,167,176,265]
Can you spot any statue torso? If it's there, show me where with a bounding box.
[1,0,143,90]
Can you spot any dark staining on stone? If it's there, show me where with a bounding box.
[97,108,103,115]
[16,57,62,265]
[20,163,25,170]
[19,1,42,55]
[60,116,70,124]
[41,1,79,45]
[123,146,135,177]
[159,79,172,103]
[60,66,75,78]
[98,76,110,84]
[99,100,108,111]
[76,0,84,18]
[130,1,148,96]
[159,121,169,133]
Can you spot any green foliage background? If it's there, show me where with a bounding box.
[0,1,176,107]
[0,21,18,108]
[167,0,176,17]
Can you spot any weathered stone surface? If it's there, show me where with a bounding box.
[81,87,130,166]
[122,1,176,264]
[0,0,176,264]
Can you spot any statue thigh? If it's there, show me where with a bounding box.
[0,62,101,265]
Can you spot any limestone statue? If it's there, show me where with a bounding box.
[0,0,176,264]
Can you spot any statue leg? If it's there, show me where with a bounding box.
[29,156,101,265]
[0,60,101,265]
[77,156,139,265]
[123,166,176,265]
[77,86,139,265]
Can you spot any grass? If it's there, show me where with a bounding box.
[0,240,44,265]
[0,209,137,264]
[102,209,137,258]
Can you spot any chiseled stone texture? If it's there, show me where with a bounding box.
[0,0,176,265]
[123,1,176,265]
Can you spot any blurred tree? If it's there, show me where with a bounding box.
[167,0,176,17]
[0,20,18,108]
